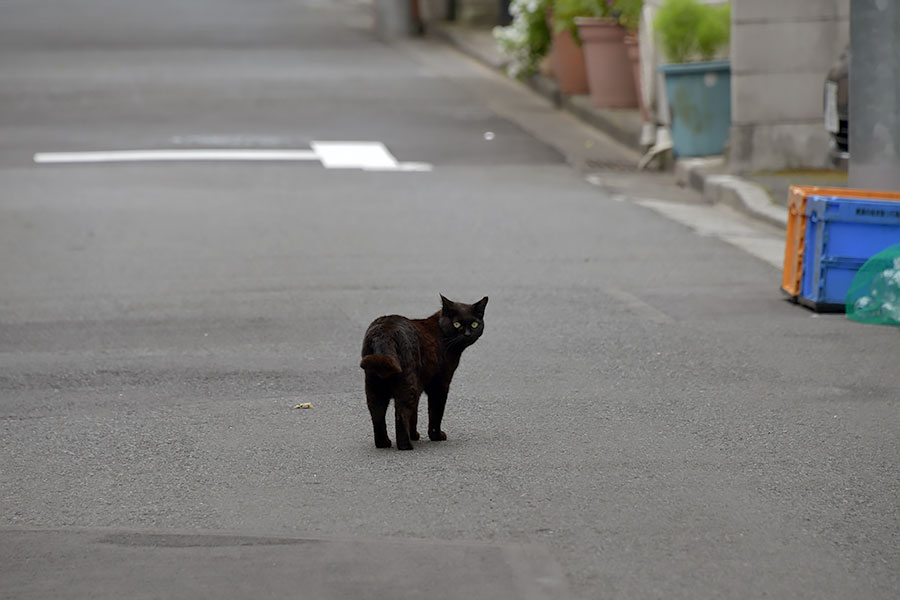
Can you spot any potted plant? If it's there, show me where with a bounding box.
[547,0,592,95]
[655,0,732,157]
[569,0,638,108]
[493,0,552,79]
[616,0,645,118]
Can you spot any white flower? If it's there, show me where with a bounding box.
[493,0,548,78]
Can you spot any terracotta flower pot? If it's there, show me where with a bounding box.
[574,17,637,108]
[549,26,589,95]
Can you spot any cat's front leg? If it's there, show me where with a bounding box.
[410,396,421,441]
[426,385,449,441]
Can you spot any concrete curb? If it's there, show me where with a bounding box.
[560,95,644,154]
[704,175,789,229]
[676,158,789,229]
[430,23,790,229]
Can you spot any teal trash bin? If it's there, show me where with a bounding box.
[659,60,731,157]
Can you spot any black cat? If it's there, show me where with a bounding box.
[360,295,488,450]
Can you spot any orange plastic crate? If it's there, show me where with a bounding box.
[781,186,900,298]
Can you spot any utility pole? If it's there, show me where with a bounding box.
[848,0,900,191]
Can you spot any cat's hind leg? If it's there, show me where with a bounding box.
[393,388,419,451]
[365,378,392,448]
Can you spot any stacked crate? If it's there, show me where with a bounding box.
[781,186,900,312]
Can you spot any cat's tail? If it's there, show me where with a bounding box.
[360,354,402,378]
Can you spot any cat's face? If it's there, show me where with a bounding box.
[439,295,488,349]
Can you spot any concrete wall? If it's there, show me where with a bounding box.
[848,1,900,190]
[419,0,500,26]
[460,0,501,25]
[444,0,499,25]
[729,0,849,173]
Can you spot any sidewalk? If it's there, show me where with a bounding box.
[430,23,849,232]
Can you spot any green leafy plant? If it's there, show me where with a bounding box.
[552,0,615,44]
[654,0,730,63]
[493,0,552,78]
[614,0,643,34]
[552,0,643,42]
[696,3,730,59]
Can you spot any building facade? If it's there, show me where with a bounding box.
[729,0,849,173]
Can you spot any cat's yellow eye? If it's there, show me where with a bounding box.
[471,322,479,328]
[453,321,461,329]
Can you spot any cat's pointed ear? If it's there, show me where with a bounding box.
[440,294,454,315]
[473,296,488,318]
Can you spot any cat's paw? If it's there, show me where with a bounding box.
[428,429,447,441]
[375,436,392,449]
[411,430,421,441]
[397,441,414,451]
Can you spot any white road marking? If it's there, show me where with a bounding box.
[635,199,784,268]
[33,142,435,172]
[395,162,434,172]
[310,141,399,170]
[34,149,320,163]
[367,161,434,172]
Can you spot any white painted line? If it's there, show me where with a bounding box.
[363,162,435,173]
[396,162,434,172]
[311,141,399,170]
[636,199,784,268]
[34,149,320,163]
[34,143,435,172]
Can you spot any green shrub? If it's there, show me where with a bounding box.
[655,0,730,63]
[696,3,731,60]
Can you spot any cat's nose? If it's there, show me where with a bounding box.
[463,330,471,337]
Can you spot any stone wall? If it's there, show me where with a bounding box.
[729,0,849,173]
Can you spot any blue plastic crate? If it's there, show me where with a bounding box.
[800,196,900,311]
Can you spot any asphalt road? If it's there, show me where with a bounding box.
[1,1,899,599]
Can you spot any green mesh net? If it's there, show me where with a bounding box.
[846,243,900,326]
